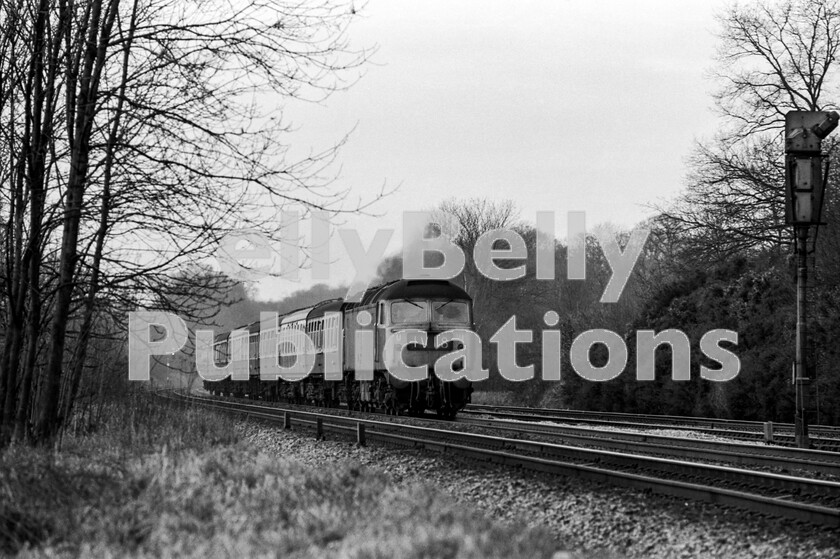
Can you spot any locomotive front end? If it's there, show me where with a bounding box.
[377,280,475,418]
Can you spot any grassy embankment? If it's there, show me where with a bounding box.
[0,390,561,558]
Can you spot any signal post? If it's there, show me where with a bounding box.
[784,110,839,448]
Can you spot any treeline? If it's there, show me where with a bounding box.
[560,244,840,425]
[392,187,838,425]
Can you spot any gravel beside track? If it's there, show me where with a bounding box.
[237,416,840,559]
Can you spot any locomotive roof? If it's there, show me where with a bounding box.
[349,279,471,306]
[307,298,343,319]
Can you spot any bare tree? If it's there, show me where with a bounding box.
[436,198,518,298]
[0,0,376,444]
[714,0,840,138]
[661,0,840,261]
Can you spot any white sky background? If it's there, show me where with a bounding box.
[255,0,730,301]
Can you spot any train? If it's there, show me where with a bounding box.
[201,278,475,418]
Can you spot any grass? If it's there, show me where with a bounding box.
[0,390,562,558]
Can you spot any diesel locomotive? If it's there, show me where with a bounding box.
[202,279,474,418]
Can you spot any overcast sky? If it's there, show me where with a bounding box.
[257,0,731,300]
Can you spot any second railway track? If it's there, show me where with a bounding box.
[463,404,840,450]
[454,414,840,478]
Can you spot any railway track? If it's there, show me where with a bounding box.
[463,404,840,450]
[164,391,840,527]
[454,415,840,478]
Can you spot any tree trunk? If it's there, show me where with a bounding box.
[61,0,138,426]
[34,0,118,443]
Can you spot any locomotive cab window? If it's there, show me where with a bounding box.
[391,300,429,323]
[432,300,470,324]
